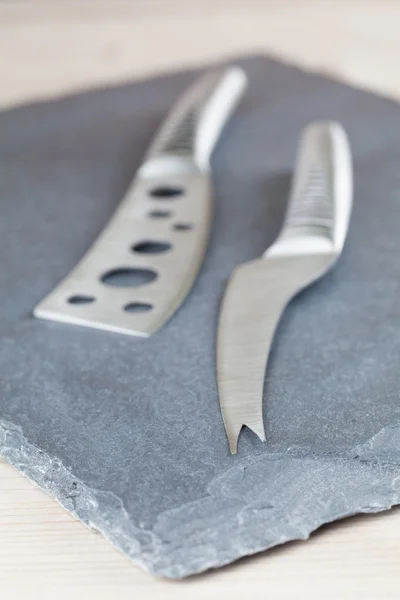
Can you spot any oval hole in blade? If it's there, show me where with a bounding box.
[148,209,172,218]
[68,295,95,305]
[132,241,172,254]
[149,186,184,198]
[173,223,193,231]
[124,302,153,313]
[101,268,157,288]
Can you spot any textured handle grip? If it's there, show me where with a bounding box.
[146,66,247,170]
[272,121,352,255]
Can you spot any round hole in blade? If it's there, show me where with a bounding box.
[67,295,95,305]
[148,209,172,219]
[124,302,153,313]
[132,241,172,254]
[101,268,157,288]
[173,223,193,231]
[149,186,184,198]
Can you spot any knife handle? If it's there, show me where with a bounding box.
[145,67,247,171]
[269,121,352,257]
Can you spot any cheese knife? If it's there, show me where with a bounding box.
[34,66,247,336]
[217,121,353,453]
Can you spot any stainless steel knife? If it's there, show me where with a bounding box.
[217,121,353,453]
[34,66,247,336]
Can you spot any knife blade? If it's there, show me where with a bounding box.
[217,121,353,453]
[34,66,247,336]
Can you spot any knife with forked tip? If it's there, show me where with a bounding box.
[217,121,353,454]
[34,66,247,337]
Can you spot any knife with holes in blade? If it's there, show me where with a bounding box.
[217,121,353,453]
[34,66,247,336]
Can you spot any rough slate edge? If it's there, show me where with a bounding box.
[2,54,400,579]
[2,421,400,580]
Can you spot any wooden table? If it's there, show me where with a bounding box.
[1,2,400,598]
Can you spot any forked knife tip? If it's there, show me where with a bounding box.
[226,423,266,455]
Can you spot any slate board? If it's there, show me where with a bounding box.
[2,56,400,579]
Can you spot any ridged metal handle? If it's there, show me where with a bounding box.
[145,67,247,171]
[268,121,353,257]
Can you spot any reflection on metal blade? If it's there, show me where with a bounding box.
[217,254,333,453]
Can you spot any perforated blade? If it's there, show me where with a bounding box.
[34,66,247,337]
[217,121,353,453]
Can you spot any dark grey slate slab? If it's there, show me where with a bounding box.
[1,56,400,578]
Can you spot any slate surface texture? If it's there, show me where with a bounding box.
[2,56,400,578]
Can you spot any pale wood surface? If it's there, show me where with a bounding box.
[1,1,400,598]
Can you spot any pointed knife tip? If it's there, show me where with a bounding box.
[228,438,238,455]
[226,424,241,454]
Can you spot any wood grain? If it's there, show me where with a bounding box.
[2,1,400,598]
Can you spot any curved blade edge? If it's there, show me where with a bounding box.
[217,259,290,454]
